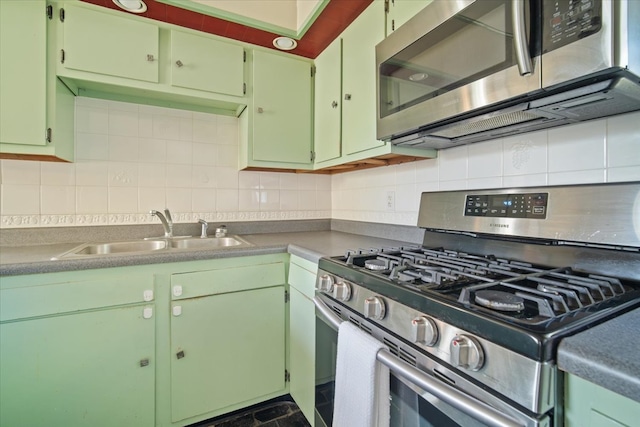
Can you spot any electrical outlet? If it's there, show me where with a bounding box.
[386,191,395,211]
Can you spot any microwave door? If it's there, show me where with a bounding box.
[376,0,542,142]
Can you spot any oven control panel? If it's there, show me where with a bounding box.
[465,192,548,219]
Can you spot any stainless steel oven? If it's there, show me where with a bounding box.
[376,0,640,148]
[314,182,640,427]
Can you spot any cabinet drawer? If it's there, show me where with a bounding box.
[170,262,286,300]
[289,260,317,299]
[0,274,154,322]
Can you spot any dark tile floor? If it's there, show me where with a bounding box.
[191,395,311,427]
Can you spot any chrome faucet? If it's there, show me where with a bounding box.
[150,209,174,238]
[198,219,208,238]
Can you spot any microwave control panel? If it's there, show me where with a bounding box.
[543,0,602,53]
[465,193,548,219]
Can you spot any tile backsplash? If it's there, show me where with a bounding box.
[1,98,639,229]
[332,110,640,226]
[0,97,331,228]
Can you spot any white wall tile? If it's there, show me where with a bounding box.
[298,174,316,190]
[607,166,640,182]
[216,145,237,167]
[139,138,167,163]
[317,190,331,210]
[139,113,153,138]
[193,117,218,143]
[216,167,239,189]
[279,173,298,190]
[138,164,166,188]
[41,186,75,215]
[108,162,139,187]
[153,115,181,141]
[415,158,439,183]
[316,175,332,191]
[1,184,40,214]
[260,173,280,190]
[166,140,193,165]
[180,117,193,141]
[548,120,605,172]
[503,173,548,187]
[76,106,109,134]
[548,169,606,185]
[193,143,218,166]
[395,162,416,185]
[259,190,280,211]
[109,135,139,162]
[109,187,138,213]
[438,146,468,181]
[503,131,547,176]
[299,191,316,210]
[239,189,260,211]
[468,139,503,178]
[239,171,260,189]
[166,188,192,212]
[280,190,298,210]
[75,133,109,161]
[41,162,76,186]
[192,166,216,188]
[109,108,139,137]
[607,112,640,168]
[138,187,166,212]
[1,160,41,185]
[217,189,238,211]
[166,164,193,188]
[76,162,109,186]
[77,186,108,214]
[192,189,216,212]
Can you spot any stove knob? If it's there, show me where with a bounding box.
[411,316,438,346]
[332,282,352,301]
[317,274,334,293]
[450,334,484,371]
[364,296,386,320]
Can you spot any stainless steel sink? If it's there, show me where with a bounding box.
[52,235,252,259]
[168,236,249,249]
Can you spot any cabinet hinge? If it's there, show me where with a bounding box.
[59,7,65,22]
[285,290,290,303]
[46,4,53,20]
[243,50,247,62]
[392,19,395,32]
[285,369,291,382]
[311,66,315,78]
[45,128,52,143]
[60,49,65,64]
[384,0,389,14]
[243,83,246,95]
[310,151,316,162]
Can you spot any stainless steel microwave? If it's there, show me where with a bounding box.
[376,0,640,149]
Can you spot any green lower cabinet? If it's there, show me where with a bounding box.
[288,256,319,426]
[170,285,286,422]
[564,374,640,427]
[0,305,155,427]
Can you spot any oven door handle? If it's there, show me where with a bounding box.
[314,296,525,427]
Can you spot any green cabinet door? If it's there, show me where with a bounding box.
[0,306,155,427]
[341,0,386,155]
[251,50,313,164]
[170,30,244,96]
[313,38,342,165]
[387,0,432,35]
[564,374,640,427]
[0,0,46,147]
[288,257,319,426]
[170,285,286,422]
[62,4,159,82]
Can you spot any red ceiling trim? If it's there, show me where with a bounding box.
[80,0,373,58]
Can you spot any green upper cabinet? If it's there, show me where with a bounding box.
[61,4,159,82]
[240,49,313,169]
[313,38,342,164]
[341,0,386,156]
[0,0,74,162]
[386,0,432,36]
[170,30,245,96]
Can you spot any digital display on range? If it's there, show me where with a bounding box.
[465,193,548,219]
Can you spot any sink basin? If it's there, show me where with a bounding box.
[169,236,249,249]
[52,235,252,259]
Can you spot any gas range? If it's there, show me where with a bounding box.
[315,182,640,427]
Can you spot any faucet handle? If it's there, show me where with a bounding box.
[164,208,173,224]
[214,225,227,238]
[198,219,208,238]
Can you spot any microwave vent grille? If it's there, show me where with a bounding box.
[432,110,542,139]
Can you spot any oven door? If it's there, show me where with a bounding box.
[376,0,542,142]
[314,294,547,427]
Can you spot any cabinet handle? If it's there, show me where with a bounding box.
[257,107,264,113]
[176,350,185,359]
[175,60,184,68]
[140,359,150,367]
[344,94,352,101]
[331,101,338,108]
[147,54,155,62]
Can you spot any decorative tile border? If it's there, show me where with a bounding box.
[0,211,333,229]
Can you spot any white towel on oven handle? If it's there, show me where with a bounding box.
[332,321,390,427]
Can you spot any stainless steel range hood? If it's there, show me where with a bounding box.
[392,70,640,149]
[376,0,640,150]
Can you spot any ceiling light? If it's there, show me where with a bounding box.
[113,0,147,13]
[273,37,297,51]
[409,72,428,82]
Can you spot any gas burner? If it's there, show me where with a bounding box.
[475,290,525,312]
[365,259,388,271]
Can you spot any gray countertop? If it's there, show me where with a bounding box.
[2,226,639,404]
[558,307,640,403]
[0,230,410,276]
